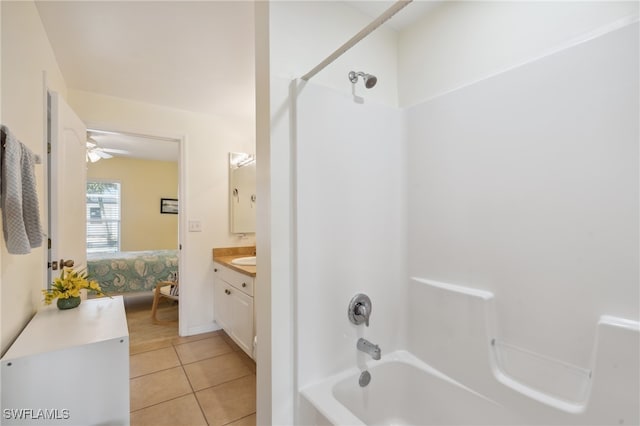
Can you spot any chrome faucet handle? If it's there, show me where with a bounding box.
[348,294,372,327]
[355,303,369,327]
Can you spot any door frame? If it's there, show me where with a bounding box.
[42,78,50,292]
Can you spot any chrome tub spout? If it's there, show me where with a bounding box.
[357,338,381,360]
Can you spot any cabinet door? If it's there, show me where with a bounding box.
[230,288,254,356]
[213,279,231,331]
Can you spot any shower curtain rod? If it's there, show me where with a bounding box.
[301,0,413,82]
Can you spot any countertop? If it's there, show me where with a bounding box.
[212,246,256,277]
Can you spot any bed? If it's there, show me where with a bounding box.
[87,250,179,294]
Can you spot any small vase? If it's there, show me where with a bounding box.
[57,296,81,310]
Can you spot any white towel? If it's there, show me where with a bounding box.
[1,125,43,254]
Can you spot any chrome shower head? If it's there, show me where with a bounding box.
[349,71,377,89]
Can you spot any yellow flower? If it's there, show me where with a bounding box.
[42,267,106,305]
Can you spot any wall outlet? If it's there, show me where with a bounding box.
[188,220,202,232]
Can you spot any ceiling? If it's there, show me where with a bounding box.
[36,1,437,161]
[346,1,443,31]
[36,1,255,119]
[36,1,255,161]
[87,129,179,162]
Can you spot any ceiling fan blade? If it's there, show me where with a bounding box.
[102,148,131,155]
[95,150,113,159]
[87,151,102,163]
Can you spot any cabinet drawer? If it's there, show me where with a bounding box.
[213,262,254,296]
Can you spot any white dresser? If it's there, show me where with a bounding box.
[1,296,129,425]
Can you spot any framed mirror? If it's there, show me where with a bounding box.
[229,152,256,233]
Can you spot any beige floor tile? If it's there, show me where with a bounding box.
[235,349,256,374]
[130,394,207,426]
[196,375,256,426]
[175,335,233,364]
[221,331,242,352]
[226,413,256,426]
[183,352,251,391]
[130,347,181,378]
[130,338,174,356]
[171,330,223,346]
[130,366,193,411]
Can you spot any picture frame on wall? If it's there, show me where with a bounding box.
[160,198,178,214]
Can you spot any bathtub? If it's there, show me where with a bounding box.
[301,351,527,425]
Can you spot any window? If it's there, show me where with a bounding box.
[86,181,121,253]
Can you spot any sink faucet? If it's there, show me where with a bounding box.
[357,338,381,360]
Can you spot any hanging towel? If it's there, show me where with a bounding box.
[1,125,43,254]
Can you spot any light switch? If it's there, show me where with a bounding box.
[188,220,202,232]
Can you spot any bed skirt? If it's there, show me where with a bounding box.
[87,250,179,294]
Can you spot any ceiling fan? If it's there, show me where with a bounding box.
[86,137,130,163]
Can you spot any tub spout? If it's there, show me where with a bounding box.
[357,338,381,360]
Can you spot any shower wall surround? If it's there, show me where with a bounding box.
[294,19,638,424]
[295,81,407,388]
[407,22,639,375]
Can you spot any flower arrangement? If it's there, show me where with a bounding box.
[42,267,105,305]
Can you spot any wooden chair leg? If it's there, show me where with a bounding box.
[151,286,162,324]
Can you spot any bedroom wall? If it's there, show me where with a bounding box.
[0,1,68,354]
[67,89,254,336]
[87,157,179,251]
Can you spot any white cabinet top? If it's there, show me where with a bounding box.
[1,296,128,361]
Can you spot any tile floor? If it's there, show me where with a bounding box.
[125,297,256,426]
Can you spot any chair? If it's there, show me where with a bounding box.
[151,280,179,324]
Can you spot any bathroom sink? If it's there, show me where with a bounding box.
[231,256,256,266]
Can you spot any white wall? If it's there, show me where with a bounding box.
[67,89,255,336]
[270,1,399,106]
[405,15,638,399]
[0,1,67,354]
[399,1,639,107]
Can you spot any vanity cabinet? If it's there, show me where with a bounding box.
[213,262,255,358]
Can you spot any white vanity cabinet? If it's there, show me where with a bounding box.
[213,262,255,358]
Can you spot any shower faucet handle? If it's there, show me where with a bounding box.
[355,303,369,327]
[348,294,372,327]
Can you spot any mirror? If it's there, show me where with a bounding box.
[229,152,256,233]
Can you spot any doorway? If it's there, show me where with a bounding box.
[84,128,183,326]
[45,98,186,329]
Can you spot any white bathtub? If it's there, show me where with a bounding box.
[301,351,528,426]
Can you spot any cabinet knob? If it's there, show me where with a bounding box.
[214,268,218,272]
[242,283,246,288]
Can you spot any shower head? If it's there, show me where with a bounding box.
[349,71,377,89]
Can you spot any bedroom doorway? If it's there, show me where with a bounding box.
[83,128,184,329]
